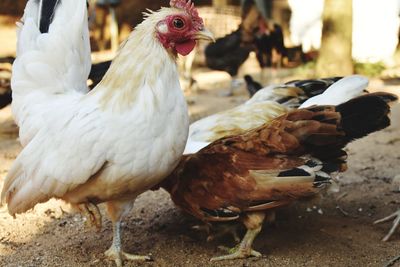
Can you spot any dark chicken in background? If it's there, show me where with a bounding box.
[159,93,397,261]
[254,22,286,68]
[204,29,252,95]
[204,2,262,96]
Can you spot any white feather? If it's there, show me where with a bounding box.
[12,0,91,146]
[300,75,368,108]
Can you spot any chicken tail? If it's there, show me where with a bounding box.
[12,0,90,97]
[336,93,397,141]
[38,0,62,34]
[11,0,91,135]
[300,75,368,108]
[251,93,396,205]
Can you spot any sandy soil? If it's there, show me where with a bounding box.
[2,14,400,267]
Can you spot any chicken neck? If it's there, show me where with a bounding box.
[91,21,180,112]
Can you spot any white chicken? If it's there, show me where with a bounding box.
[184,75,369,154]
[1,0,213,266]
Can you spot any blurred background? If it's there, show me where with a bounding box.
[0,0,400,117]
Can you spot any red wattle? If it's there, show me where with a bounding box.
[175,40,196,56]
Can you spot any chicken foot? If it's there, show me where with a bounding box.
[77,202,102,230]
[104,221,152,267]
[374,209,400,241]
[105,200,152,267]
[210,211,266,261]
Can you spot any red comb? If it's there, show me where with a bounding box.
[170,0,194,11]
[170,0,203,29]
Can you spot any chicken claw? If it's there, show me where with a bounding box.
[105,221,152,266]
[105,246,152,267]
[211,245,261,261]
[210,226,262,261]
[374,209,400,241]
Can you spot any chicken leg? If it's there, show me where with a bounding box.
[77,202,102,230]
[210,211,266,261]
[105,200,152,267]
[374,209,400,241]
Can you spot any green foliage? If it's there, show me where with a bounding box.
[354,62,386,77]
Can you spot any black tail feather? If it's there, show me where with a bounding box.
[39,0,61,33]
[285,77,343,98]
[367,92,399,104]
[336,94,396,141]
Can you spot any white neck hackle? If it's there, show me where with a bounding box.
[92,8,184,111]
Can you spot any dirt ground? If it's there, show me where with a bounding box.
[2,15,400,267]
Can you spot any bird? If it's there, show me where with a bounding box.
[159,92,397,261]
[254,22,287,69]
[204,29,252,96]
[184,75,368,154]
[204,2,261,97]
[0,0,213,266]
[244,74,263,97]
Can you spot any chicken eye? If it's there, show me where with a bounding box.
[173,18,185,29]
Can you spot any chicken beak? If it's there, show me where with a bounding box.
[194,28,215,42]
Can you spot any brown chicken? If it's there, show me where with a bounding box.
[159,93,396,261]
